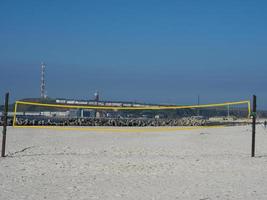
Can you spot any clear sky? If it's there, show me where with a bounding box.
[0,0,267,108]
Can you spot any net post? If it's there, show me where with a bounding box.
[1,92,9,157]
[251,95,256,157]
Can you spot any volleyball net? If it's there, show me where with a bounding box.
[12,100,251,130]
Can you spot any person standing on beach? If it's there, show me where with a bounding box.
[264,120,267,129]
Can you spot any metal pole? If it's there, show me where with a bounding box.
[251,95,256,157]
[197,95,200,116]
[1,92,9,157]
[227,104,230,118]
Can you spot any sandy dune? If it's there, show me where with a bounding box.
[1,125,267,200]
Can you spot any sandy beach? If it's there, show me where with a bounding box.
[1,125,267,200]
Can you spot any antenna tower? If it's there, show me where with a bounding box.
[94,91,99,102]
[41,62,46,98]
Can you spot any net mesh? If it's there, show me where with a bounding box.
[12,100,251,129]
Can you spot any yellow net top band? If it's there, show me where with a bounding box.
[15,100,250,111]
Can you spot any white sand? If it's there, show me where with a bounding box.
[1,125,267,200]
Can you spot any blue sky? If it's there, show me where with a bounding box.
[0,0,267,108]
